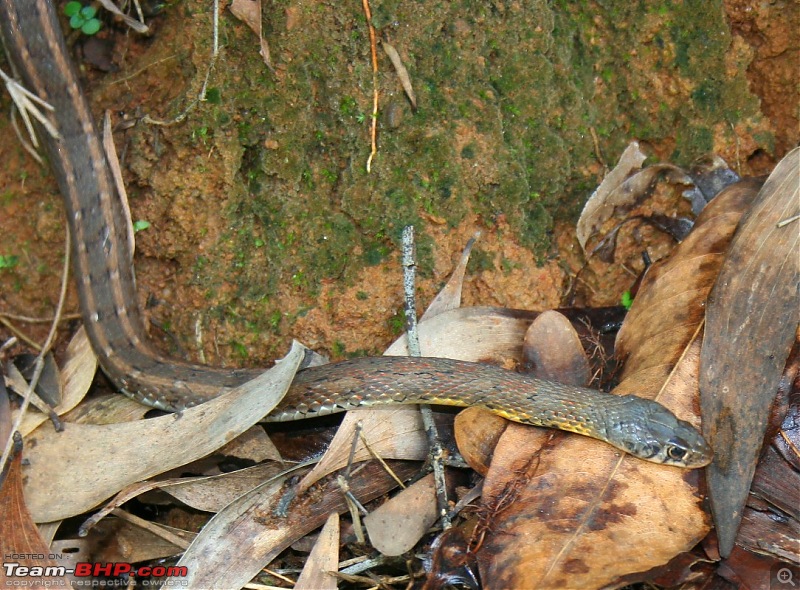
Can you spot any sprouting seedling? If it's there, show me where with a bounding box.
[621,290,634,310]
[64,1,102,36]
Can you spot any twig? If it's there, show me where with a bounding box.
[358,429,406,489]
[361,0,379,172]
[401,225,451,530]
[0,312,82,324]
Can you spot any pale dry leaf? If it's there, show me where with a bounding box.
[382,42,416,108]
[217,425,283,464]
[296,407,427,493]
[295,512,339,590]
[421,231,479,321]
[23,341,305,522]
[364,473,441,556]
[82,463,283,525]
[157,462,285,513]
[62,393,151,425]
[577,141,647,252]
[18,326,96,435]
[386,306,537,358]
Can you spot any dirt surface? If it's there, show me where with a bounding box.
[0,0,796,372]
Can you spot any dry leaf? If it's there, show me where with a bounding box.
[700,147,800,557]
[421,231,479,321]
[23,341,305,522]
[522,310,590,386]
[386,306,537,358]
[576,141,647,251]
[0,446,66,585]
[295,512,339,590]
[364,473,441,556]
[18,326,96,435]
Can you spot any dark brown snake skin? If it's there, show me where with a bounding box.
[0,0,712,467]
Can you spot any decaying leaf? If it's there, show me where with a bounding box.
[577,141,698,255]
[700,147,800,557]
[473,179,760,589]
[23,342,305,522]
[295,512,339,590]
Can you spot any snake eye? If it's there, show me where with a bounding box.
[667,446,687,462]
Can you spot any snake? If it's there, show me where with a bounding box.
[0,0,712,468]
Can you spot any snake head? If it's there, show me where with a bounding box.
[608,396,713,468]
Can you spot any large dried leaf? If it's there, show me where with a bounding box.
[475,179,760,589]
[23,342,305,522]
[700,147,800,557]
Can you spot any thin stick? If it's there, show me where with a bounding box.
[361,0,379,172]
[401,225,451,530]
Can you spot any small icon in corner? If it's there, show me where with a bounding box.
[776,566,797,587]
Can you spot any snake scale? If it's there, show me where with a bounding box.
[0,0,712,467]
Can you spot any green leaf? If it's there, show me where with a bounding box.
[63,1,82,17]
[81,18,101,35]
[79,5,97,19]
[133,220,151,233]
[0,254,19,270]
[69,13,84,29]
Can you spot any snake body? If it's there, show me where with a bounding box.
[0,0,712,467]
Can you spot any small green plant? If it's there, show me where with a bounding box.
[133,220,151,233]
[64,2,102,36]
[0,254,19,270]
[621,290,634,310]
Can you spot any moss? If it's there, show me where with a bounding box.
[153,0,771,348]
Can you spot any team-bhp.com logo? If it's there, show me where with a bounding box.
[3,557,188,583]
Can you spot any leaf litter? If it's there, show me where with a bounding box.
[3,150,798,589]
